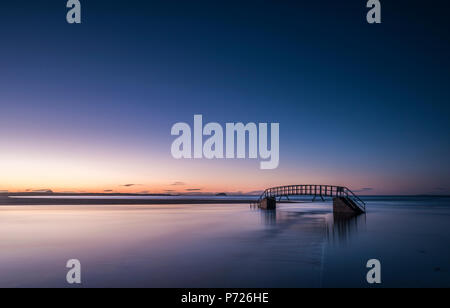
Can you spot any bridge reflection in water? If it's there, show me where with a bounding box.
[326,212,366,244]
[253,205,366,244]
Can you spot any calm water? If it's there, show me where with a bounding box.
[0,197,449,287]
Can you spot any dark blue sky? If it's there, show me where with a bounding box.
[0,0,449,194]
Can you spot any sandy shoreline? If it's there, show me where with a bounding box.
[0,195,258,206]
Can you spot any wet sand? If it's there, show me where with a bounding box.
[0,195,257,206]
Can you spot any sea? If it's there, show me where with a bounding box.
[0,196,449,287]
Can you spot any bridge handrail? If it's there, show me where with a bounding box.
[342,187,366,212]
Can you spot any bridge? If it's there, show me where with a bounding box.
[255,185,366,214]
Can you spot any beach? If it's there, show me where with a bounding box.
[0,195,257,205]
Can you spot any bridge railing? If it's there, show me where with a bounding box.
[342,187,366,212]
[257,185,366,212]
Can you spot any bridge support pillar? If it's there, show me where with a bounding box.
[259,197,276,210]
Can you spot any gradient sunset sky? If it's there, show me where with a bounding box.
[1,1,449,195]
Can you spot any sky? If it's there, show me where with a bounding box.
[0,0,449,195]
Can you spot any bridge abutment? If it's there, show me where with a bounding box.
[259,197,276,210]
[333,197,364,214]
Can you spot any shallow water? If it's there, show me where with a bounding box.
[0,197,449,287]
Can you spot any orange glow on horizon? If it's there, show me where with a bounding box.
[0,140,439,196]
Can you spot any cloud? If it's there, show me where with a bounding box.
[165,190,176,192]
[354,188,373,193]
[185,188,202,191]
[0,190,8,193]
[138,191,150,194]
[104,190,113,192]
[121,184,142,187]
[32,189,53,193]
[171,181,186,186]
